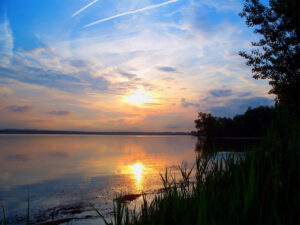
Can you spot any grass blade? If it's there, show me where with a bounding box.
[1,206,6,225]
[93,207,112,225]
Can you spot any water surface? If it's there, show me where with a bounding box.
[0,134,198,224]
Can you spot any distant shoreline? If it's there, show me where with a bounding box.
[0,129,192,135]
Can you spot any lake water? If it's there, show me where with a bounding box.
[0,134,199,224]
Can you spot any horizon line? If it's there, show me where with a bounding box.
[0,128,193,135]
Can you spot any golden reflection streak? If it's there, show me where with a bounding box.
[131,162,144,184]
[121,162,145,191]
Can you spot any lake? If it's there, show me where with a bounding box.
[0,134,199,224]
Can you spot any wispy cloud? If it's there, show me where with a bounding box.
[0,17,14,66]
[181,98,200,108]
[157,66,177,73]
[6,105,31,113]
[0,87,14,97]
[209,97,274,118]
[6,153,29,162]
[72,0,99,17]
[47,110,72,116]
[47,151,70,158]
[84,0,178,28]
[209,89,232,97]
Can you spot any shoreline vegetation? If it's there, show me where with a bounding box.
[194,106,275,138]
[93,107,298,225]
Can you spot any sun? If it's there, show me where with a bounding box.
[125,88,154,105]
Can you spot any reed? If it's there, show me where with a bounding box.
[1,195,30,225]
[101,109,299,225]
[1,206,6,225]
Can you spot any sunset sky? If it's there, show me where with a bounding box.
[0,0,274,132]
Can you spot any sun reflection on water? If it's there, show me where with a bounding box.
[121,162,146,191]
[131,162,144,184]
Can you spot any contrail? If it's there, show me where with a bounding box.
[72,0,99,17]
[84,0,178,28]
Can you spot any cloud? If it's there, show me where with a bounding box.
[239,92,252,97]
[0,65,110,93]
[160,77,176,82]
[201,0,242,12]
[47,151,70,158]
[98,111,141,119]
[209,89,232,97]
[0,87,14,96]
[119,71,136,78]
[6,153,29,161]
[2,8,257,99]
[144,102,162,106]
[0,0,274,132]
[209,97,274,118]
[181,98,200,108]
[157,66,177,72]
[69,59,90,68]
[0,17,14,66]
[47,110,71,116]
[88,76,110,91]
[84,0,178,27]
[6,105,31,113]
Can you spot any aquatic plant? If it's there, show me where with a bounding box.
[99,109,299,225]
[1,206,6,225]
[1,195,31,225]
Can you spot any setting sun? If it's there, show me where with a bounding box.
[125,88,154,105]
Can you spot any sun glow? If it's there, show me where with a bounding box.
[131,162,144,183]
[125,88,154,105]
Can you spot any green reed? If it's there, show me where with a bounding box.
[101,109,300,225]
[1,196,30,225]
[1,206,6,225]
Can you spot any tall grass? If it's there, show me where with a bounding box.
[102,109,300,225]
[1,195,30,225]
[1,206,6,225]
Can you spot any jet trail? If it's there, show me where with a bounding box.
[83,0,178,28]
[72,0,99,17]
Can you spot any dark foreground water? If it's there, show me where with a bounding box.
[0,134,199,224]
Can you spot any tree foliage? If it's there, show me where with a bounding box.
[195,106,275,137]
[239,0,300,115]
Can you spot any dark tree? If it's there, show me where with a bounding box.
[239,0,300,116]
[195,106,275,137]
[194,112,216,137]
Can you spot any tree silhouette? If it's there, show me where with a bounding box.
[239,0,300,117]
[194,106,275,137]
[195,112,216,137]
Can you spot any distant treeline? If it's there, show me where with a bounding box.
[194,106,275,137]
[0,129,190,136]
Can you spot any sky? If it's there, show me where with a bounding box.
[0,0,274,132]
